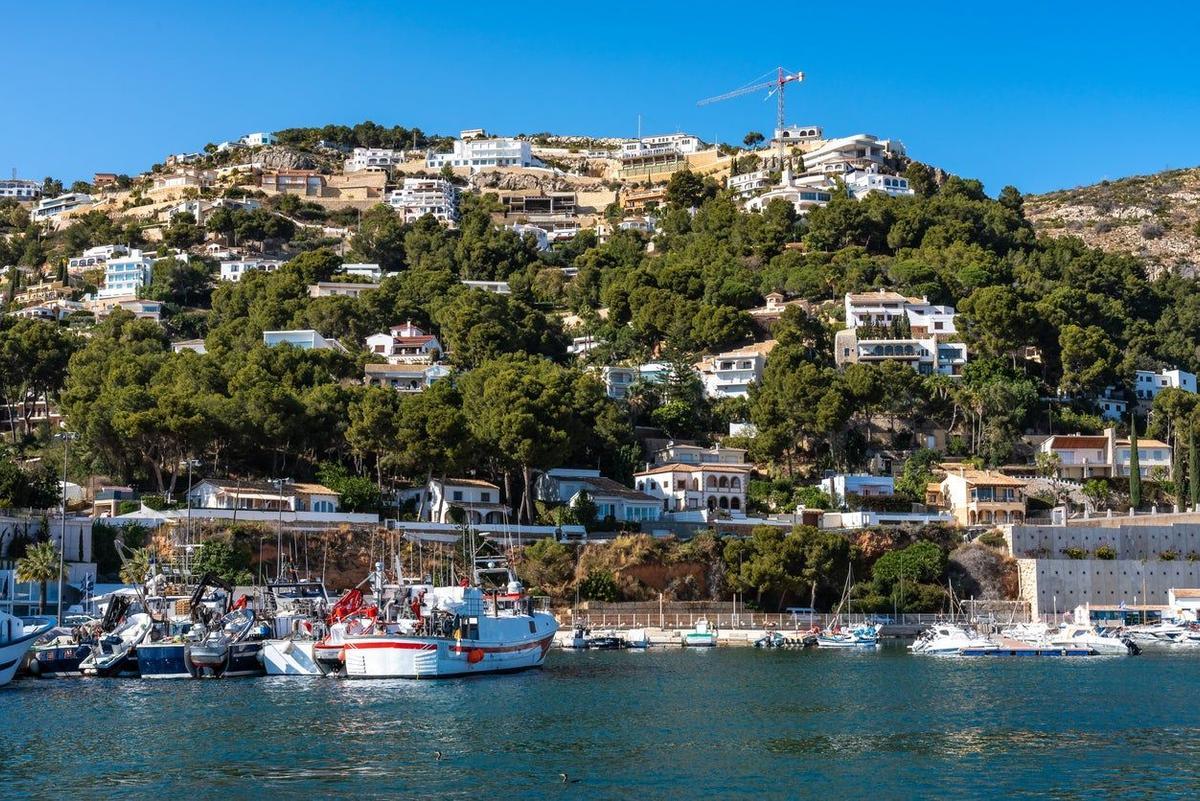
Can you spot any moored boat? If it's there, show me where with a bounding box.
[817,623,880,649]
[909,624,996,655]
[80,613,152,677]
[25,627,94,677]
[185,608,266,678]
[682,618,718,647]
[1,612,56,686]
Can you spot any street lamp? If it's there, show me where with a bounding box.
[54,430,78,625]
[271,478,287,579]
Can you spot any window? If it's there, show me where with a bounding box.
[452,490,463,501]
[481,492,491,503]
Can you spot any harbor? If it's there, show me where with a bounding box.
[6,646,1200,799]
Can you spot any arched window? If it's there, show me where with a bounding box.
[707,496,717,510]
[730,477,741,490]
[731,497,741,510]
[719,496,729,509]
[718,476,729,489]
[707,476,718,489]
[692,478,699,491]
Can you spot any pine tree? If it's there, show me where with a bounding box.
[1128,414,1141,510]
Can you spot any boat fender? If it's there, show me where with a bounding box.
[467,648,484,664]
[27,656,41,677]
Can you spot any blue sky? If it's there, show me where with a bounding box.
[4,2,1198,194]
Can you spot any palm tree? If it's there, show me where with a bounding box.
[16,540,64,614]
[119,548,152,586]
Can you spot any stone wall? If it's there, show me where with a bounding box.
[1008,522,1200,560]
[1018,557,1200,616]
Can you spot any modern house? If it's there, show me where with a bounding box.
[387,178,459,224]
[426,137,541,170]
[844,169,914,199]
[835,290,967,376]
[651,443,748,466]
[262,329,348,352]
[819,474,895,507]
[172,339,207,355]
[928,466,1027,527]
[179,479,377,529]
[97,249,154,299]
[1135,368,1197,402]
[240,132,275,147]
[461,279,511,294]
[364,321,442,363]
[341,263,383,282]
[363,363,449,392]
[307,281,377,299]
[344,147,404,172]
[696,344,773,398]
[260,170,325,196]
[0,178,41,200]
[68,244,128,273]
[32,192,92,220]
[634,462,752,517]
[1039,428,1173,481]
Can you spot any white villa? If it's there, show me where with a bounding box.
[1039,428,1173,481]
[818,474,895,507]
[401,478,509,524]
[365,321,442,363]
[262,329,348,352]
[696,343,774,398]
[536,468,661,524]
[461,279,510,294]
[32,192,92,220]
[341,263,383,282]
[308,281,378,299]
[426,137,542,170]
[363,363,449,393]
[835,290,967,376]
[387,178,459,224]
[179,478,378,529]
[98,249,154,299]
[220,258,284,281]
[0,178,41,200]
[845,169,914,199]
[344,147,404,172]
[634,462,752,517]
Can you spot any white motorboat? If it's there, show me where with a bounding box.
[1048,624,1139,655]
[622,628,651,649]
[260,577,332,676]
[909,624,996,655]
[1,611,56,686]
[80,613,152,677]
[999,621,1052,644]
[261,638,325,675]
[1123,621,1192,646]
[336,558,557,679]
[682,618,718,647]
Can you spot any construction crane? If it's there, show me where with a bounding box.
[697,67,804,166]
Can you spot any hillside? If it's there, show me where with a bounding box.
[1025,166,1200,277]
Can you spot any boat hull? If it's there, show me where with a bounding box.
[28,643,91,677]
[342,634,555,679]
[80,650,140,677]
[1,617,56,686]
[186,641,264,678]
[682,635,717,647]
[137,643,190,679]
[261,639,326,676]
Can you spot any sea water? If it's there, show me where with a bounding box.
[4,643,1200,799]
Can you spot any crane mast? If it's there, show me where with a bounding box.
[697,67,804,167]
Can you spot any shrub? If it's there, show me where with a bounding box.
[1140,220,1164,239]
[578,569,619,602]
[1160,549,1179,561]
[1062,547,1087,560]
[1095,544,1117,560]
[977,530,1006,548]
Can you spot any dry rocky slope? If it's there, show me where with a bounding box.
[1024,166,1200,277]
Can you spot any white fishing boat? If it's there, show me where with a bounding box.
[682,618,718,647]
[909,623,996,655]
[80,613,152,677]
[1,611,56,686]
[622,628,651,649]
[336,557,557,679]
[260,577,332,676]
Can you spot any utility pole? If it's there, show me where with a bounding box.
[55,431,77,625]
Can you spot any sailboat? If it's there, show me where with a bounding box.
[817,565,879,649]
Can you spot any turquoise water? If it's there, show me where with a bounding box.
[5,643,1200,799]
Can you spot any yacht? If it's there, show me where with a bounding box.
[909,624,996,655]
[335,557,558,679]
[682,618,718,647]
[1,611,56,686]
[1049,623,1139,655]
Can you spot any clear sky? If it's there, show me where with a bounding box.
[4,2,1199,195]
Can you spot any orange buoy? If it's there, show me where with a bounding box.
[467,648,485,664]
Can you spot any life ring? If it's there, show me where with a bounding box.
[467,648,485,664]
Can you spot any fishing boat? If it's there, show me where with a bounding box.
[754,631,787,649]
[909,623,997,655]
[137,572,233,679]
[336,556,557,679]
[1,611,56,686]
[260,576,332,676]
[25,626,94,677]
[561,625,625,650]
[682,618,718,647]
[185,607,266,678]
[80,612,152,677]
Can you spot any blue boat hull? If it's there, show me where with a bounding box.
[29,644,91,677]
[137,643,190,679]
